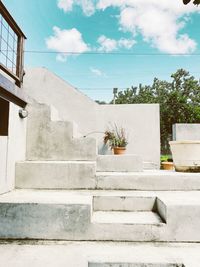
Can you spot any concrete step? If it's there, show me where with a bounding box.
[90,264,184,267]
[1,190,200,241]
[26,103,97,161]
[97,155,143,172]
[93,195,156,211]
[143,161,159,170]
[0,190,92,240]
[0,240,194,267]
[16,161,96,189]
[96,171,200,191]
[92,211,163,225]
[0,190,165,240]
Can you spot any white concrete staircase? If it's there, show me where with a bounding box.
[26,103,97,161]
[1,102,200,266]
[92,195,163,225]
[1,189,200,242]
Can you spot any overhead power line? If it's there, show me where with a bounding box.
[2,49,200,56]
[22,50,200,56]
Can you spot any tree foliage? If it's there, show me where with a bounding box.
[114,69,200,153]
[183,0,200,5]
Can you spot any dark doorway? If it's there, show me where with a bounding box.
[0,98,9,136]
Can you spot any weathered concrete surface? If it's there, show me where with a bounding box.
[26,104,97,161]
[97,155,143,172]
[16,161,96,189]
[24,68,160,168]
[173,123,200,141]
[16,170,200,191]
[90,264,184,267]
[0,241,198,267]
[0,190,92,239]
[1,190,200,241]
[93,196,156,211]
[96,171,200,191]
[23,68,98,137]
[92,211,163,225]
[143,162,159,170]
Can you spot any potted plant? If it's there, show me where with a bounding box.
[169,140,200,172]
[160,155,174,171]
[103,124,128,155]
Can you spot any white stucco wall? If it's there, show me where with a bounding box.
[95,104,160,167]
[0,102,27,194]
[0,137,8,194]
[173,123,200,141]
[24,68,160,168]
[24,68,98,134]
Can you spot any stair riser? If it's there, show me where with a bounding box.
[96,174,200,191]
[0,203,90,239]
[1,199,200,241]
[27,137,97,161]
[93,196,156,211]
[16,162,96,189]
[97,155,143,172]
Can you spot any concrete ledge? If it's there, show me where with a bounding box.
[93,196,156,211]
[89,264,184,267]
[96,171,200,190]
[97,155,143,172]
[16,161,96,189]
[0,202,91,239]
[0,241,193,266]
[1,190,200,241]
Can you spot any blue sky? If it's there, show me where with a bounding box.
[2,0,200,102]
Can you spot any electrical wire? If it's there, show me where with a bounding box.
[23,50,200,56]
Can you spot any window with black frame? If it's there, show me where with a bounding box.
[0,13,18,77]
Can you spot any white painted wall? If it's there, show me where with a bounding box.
[0,102,27,194]
[24,68,98,135]
[0,137,8,194]
[173,124,200,141]
[95,104,160,167]
[24,68,160,168]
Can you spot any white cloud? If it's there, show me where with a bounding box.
[56,0,199,54]
[97,0,199,54]
[57,0,95,16]
[46,26,90,61]
[97,35,118,52]
[97,35,135,52]
[90,67,104,76]
[118,38,136,49]
[57,0,73,12]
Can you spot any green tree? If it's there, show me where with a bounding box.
[183,0,200,5]
[115,69,200,153]
[95,100,107,105]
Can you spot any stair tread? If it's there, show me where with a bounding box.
[96,170,200,176]
[92,211,163,225]
[18,160,96,164]
[0,190,92,205]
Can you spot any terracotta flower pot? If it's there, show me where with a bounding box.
[161,162,174,171]
[113,147,126,155]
